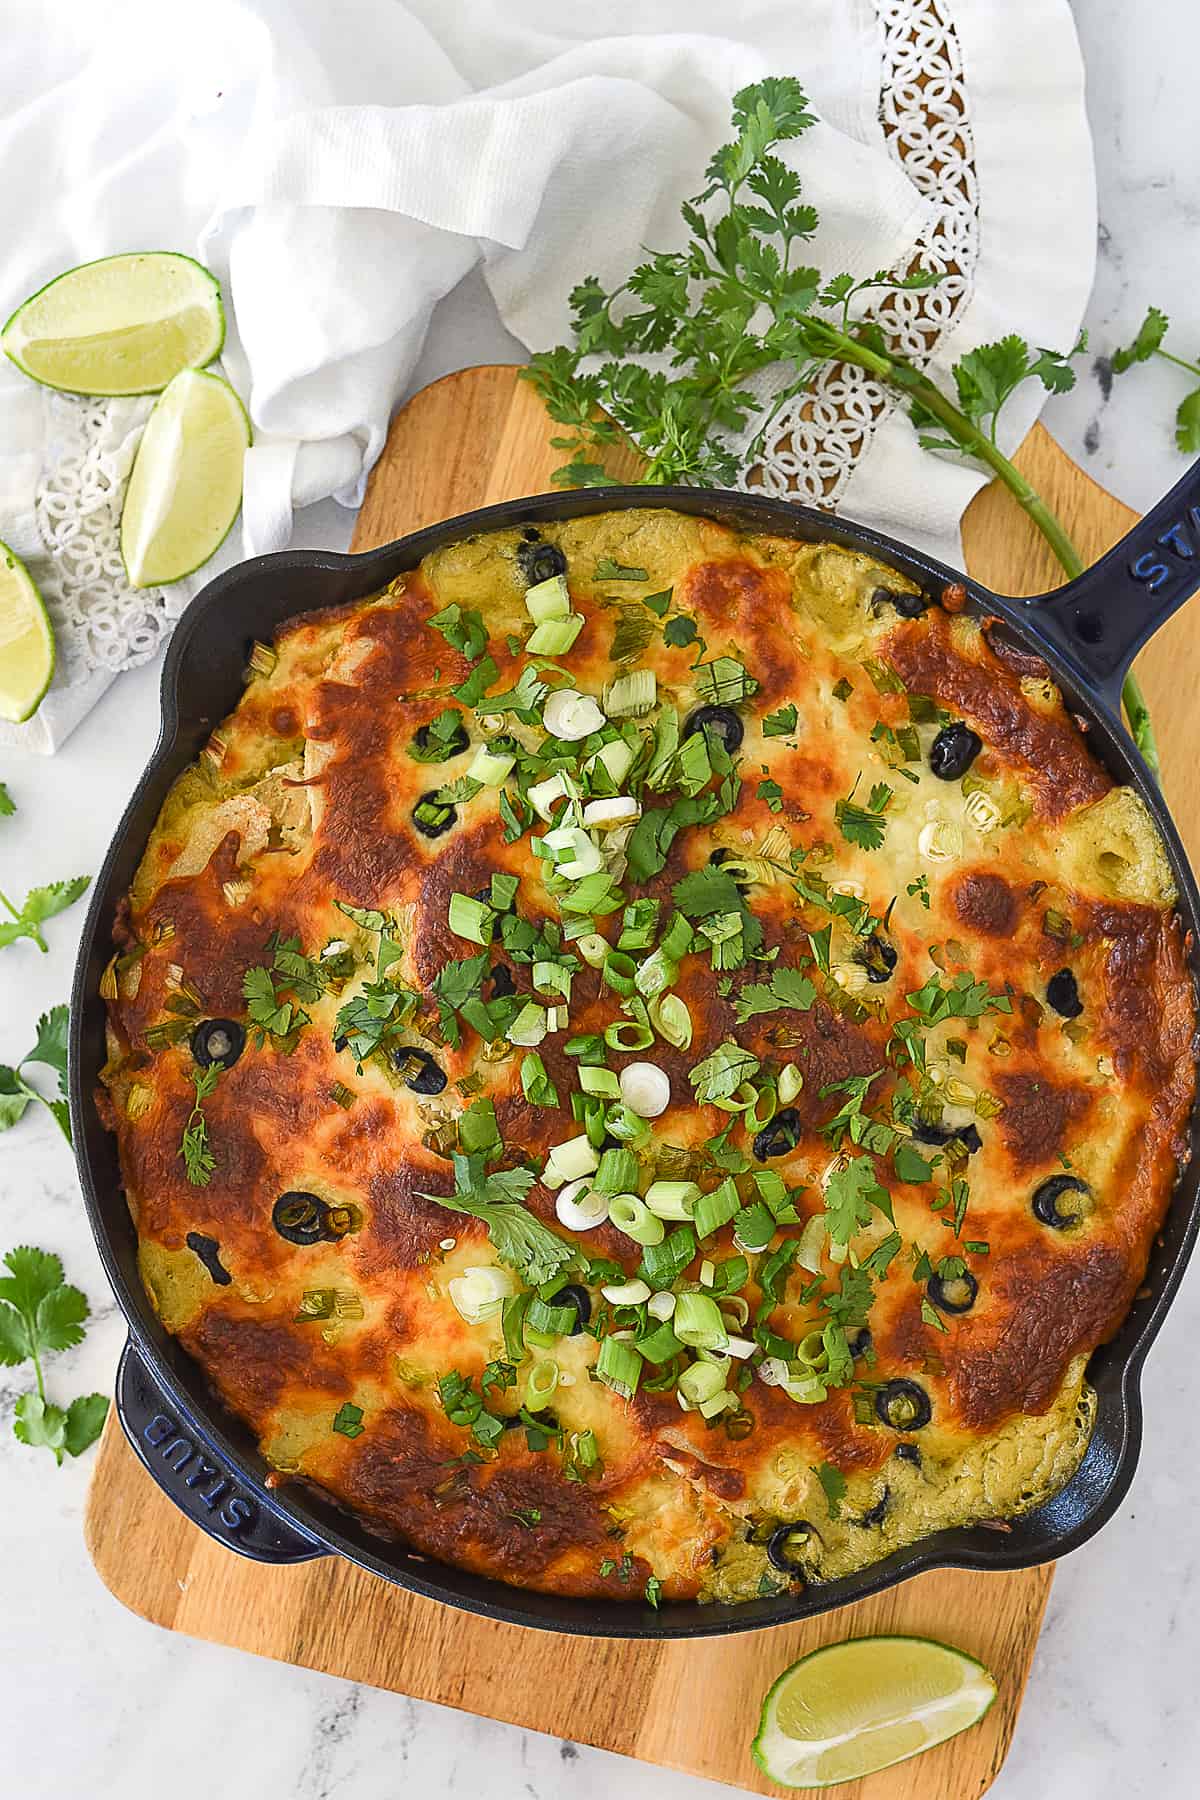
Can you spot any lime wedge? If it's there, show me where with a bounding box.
[751,1634,997,1789]
[2,252,224,396]
[120,369,250,588]
[0,542,55,723]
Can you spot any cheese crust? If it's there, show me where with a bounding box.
[98,509,1196,1603]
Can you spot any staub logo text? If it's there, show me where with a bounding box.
[1129,508,1200,592]
[143,1412,254,1532]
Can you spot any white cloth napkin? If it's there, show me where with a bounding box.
[0,0,1094,751]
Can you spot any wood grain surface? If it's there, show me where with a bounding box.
[84,365,1200,1800]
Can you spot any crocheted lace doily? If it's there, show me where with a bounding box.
[29,0,976,684]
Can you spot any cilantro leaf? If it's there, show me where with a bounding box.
[420,1154,577,1286]
[1111,306,1169,373]
[693,657,759,705]
[822,1155,891,1246]
[689,1041,760,1104]
[179,1063,220,1186]
[0,875,91,953]
[763,704,798,737]
[812,1461,847,1519]
[0,1245,105,1463]
[663,615,698,648]
[27,1006,69,1089]
[64,1392,109,1457]
[733,965,817,1022]
[427,602,488,662]
[0,783,14,816]
[835,781,892,851]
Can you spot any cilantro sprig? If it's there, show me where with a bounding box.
[0,1005,71,1144]
[1112,305,1200,453]
[523,74,1158,773]
[0,1246,108,1464]
[0,875,90,954]
[420,1153,577,1286]
[180,1064,219,1186]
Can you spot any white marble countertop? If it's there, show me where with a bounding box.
[3,5,1199,1796]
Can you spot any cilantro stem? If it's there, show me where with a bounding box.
[800,319,1159,778]
[1154,347,1200,381]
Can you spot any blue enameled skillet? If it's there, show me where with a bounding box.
[70,463,1200,1637]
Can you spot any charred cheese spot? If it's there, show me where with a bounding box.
[100,508,1194,1606]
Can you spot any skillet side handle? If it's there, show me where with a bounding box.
[1021,455,1200,709]
[115,1339,329,1565]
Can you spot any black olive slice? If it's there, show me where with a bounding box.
[875,1378,932,1431]
[186,1231,232,1285]
[753,1107,802,1162]
[393,1045,448,1095]
[191,1018,246,1069]
[412,790,458,838]
[1032,1173,1093,1230]
[272,1191,331,1246]
[926,1269,978,1315]
[487,962,517,998]
[858,935,898,983]
[929,721,982,780]
[516,538,567,585]
[547,1283,591,1335]
[410,717,470,762]
[683,704,744,753]
[912,1118,982,1155]
[893,1442,922,1467]
[1046,968,1083,1018]
[766,1522,818,1574]
[846,1326,873,1360]
[871,584,928,620]
[858,1486,890,1528]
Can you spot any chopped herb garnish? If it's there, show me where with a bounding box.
[427,602,488,662]
[835,781,893,851]
[179,1064,219,1186]
[763,704,799,737]
[332,1402,365,1439]
[421,1154,577,1286]
[594,558,648,581]
[734,965,817,1023]
[813,1462,847,1519]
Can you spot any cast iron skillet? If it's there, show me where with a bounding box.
[70,463,1200,1638]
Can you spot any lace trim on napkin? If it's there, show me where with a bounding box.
[29,0,978,684]
[745,0,979,504]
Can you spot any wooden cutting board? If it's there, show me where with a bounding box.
[84,366,1200,1799]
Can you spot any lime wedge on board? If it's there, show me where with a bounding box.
[0,542,55,722]
[120,369,250,588]
[751,1634,997,1789]
[2,252,224,396]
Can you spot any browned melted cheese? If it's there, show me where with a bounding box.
[98,509,1196,1603]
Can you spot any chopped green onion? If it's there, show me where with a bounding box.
[678,1360,728,1407]
[533,959,572,1001]
[649,992,693,1049]
[796,1214,827,1274]
[603,669,657,716]
[634,946,677,1000]
[590,737,637,786]
[637,1321,683,1363]
[528,771,576,820]
[528,614,585,655]
[693,1179,741,1239]
[639,1225,697,1287]
[778,1062,803,1104]
[448,891,496,944]
[579,1065,621,1098]
[521,1051,559,1108]
[501,1290,531,1362]
[524,573,571,622]
[603,950,638,995]
[527,1296,576,1337]
[542,1133,600,1189]
[596,1335,643,1400]
[644,1180,699,1221]
[604,1019,655,1051]
[506,1000,548,1047]
[594,1147,638,1193]
[608,1193,665,1247]
[526,1358,560,1407]
[574,932,610,968]
[602,1102,652,1146]
[466,745,516,787]
[673,1292,729,1350]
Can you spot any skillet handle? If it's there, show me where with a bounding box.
[1021,455,1200,710]
[115,1339,329,1565]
